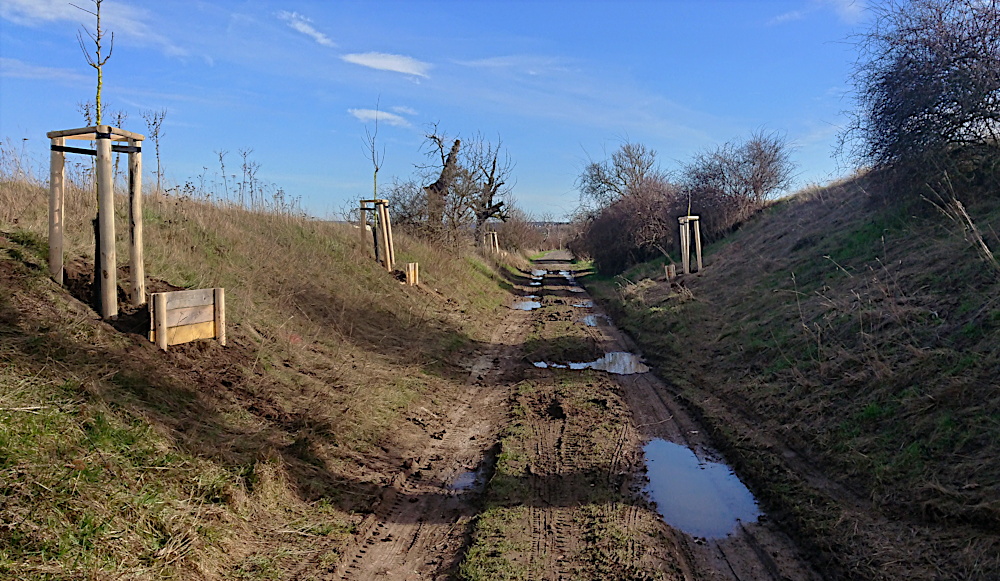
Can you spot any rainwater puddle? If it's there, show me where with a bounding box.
[568,287,585,293]
[512,301,542,311]
[579,314,604,327]
[531,269,547,277]
[572,301,593,308]
[531,352,649,375]
[448,465,488,492]
[643,439,760,538]
[523,294,540,299]
[529,281,542,286]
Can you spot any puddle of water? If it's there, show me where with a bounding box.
[568,287,585,293]
[529,281,542,286]
[572,301,593,308]
[532,352,648,375]
[523,294,540,299]
[512,301,542,311]
[579,314,603,327]
[531,269,547,276]
[448,465,489,491]
[643,439,760,538]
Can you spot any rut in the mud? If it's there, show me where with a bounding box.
[311,250,820,580]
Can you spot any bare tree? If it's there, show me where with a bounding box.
[421,125,462,237]
[841,0,1000,170]
[73,0,113,126]
[681,131,794,237]
[578,141,667,209]
[142,108,167,192]
[465,135,514,240]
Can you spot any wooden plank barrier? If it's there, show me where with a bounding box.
[149,288,226,350]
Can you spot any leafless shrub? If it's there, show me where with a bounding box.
[841,0,1000,173]
[679,130,794,239]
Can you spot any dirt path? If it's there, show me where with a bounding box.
[304,250,820,580]
[294,292,536,581]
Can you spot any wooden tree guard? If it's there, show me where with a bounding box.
[47,125,146,318]
[150,288,226,351]
[360,199,394,271]
[405,262,419,286]
[665,264,677,280]
[482,231,500,253]
[678,215,703,274]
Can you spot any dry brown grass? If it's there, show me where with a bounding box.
[0,143,519,579]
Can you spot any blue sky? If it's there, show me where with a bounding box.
[0,0,869,219]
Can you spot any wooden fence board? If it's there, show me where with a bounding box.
[164,304,215,327]
[163,288,215,310]
[150,321,216,346]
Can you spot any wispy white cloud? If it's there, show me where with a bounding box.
[767,10,807,26]
[456,55,571,76]
[0,0,187,56]
[822,0,866,25]
[391,105,417,116]
[767,0,867,26]
[348,108,412,127]
[277,11,335,47]
[0,57,89,84]
[342,52,431,77]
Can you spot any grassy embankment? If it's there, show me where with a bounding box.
[0,158,524,579]
[586,174,1000,578]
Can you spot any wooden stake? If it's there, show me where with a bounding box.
[376,203,391,271]
[128,139,145,306]
[679,217,690,275]
[693,217,703,272]
[96,128,117,318]
[406,262,419,286]
[382,202,395,268]
[153,293,168,351]
[49,137,65,285]
[214,287,226,346]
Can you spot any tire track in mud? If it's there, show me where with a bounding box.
[541,250,822,581]
[293,301,536,581]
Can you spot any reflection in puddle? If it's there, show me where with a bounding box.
[523,295,540,299]
[448,465,487,492]
[643,439,760,538]
[529,281,542,286]
[512,301,542,311]
[580,314,603,327]
[531,269,547,277]
[568,287,585,293]
[572,301,593,308]
[531,352,649,375]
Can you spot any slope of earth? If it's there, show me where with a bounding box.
[587,176,1000,579]
[459,251,820,581]
[0,174,523,580]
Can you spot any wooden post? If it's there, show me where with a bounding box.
[359,204,369,245]
[692,216,703,272]
[665,264,676,280]
[492,232,500,252]
[96,127,117,318]
[153,292,168,351]
[679,217,690,275]
[406,262,419,286]
[214,287,226,346]
[49,137,65,285]
[381,201,395,268]
[128,139,145,306]
[376,202,392,271]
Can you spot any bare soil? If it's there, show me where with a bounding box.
[305,250,822,580]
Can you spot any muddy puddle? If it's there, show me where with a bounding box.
[572,301,593,308]
[532,352,649,375]
[579,314,606,327]
[512,301,542,311]
[448,465,488,492]
[531,269,547,277]
[643,439,760,538]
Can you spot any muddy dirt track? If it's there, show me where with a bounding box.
[302,250,821,580]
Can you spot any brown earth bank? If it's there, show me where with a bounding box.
[585,176,1000,580]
